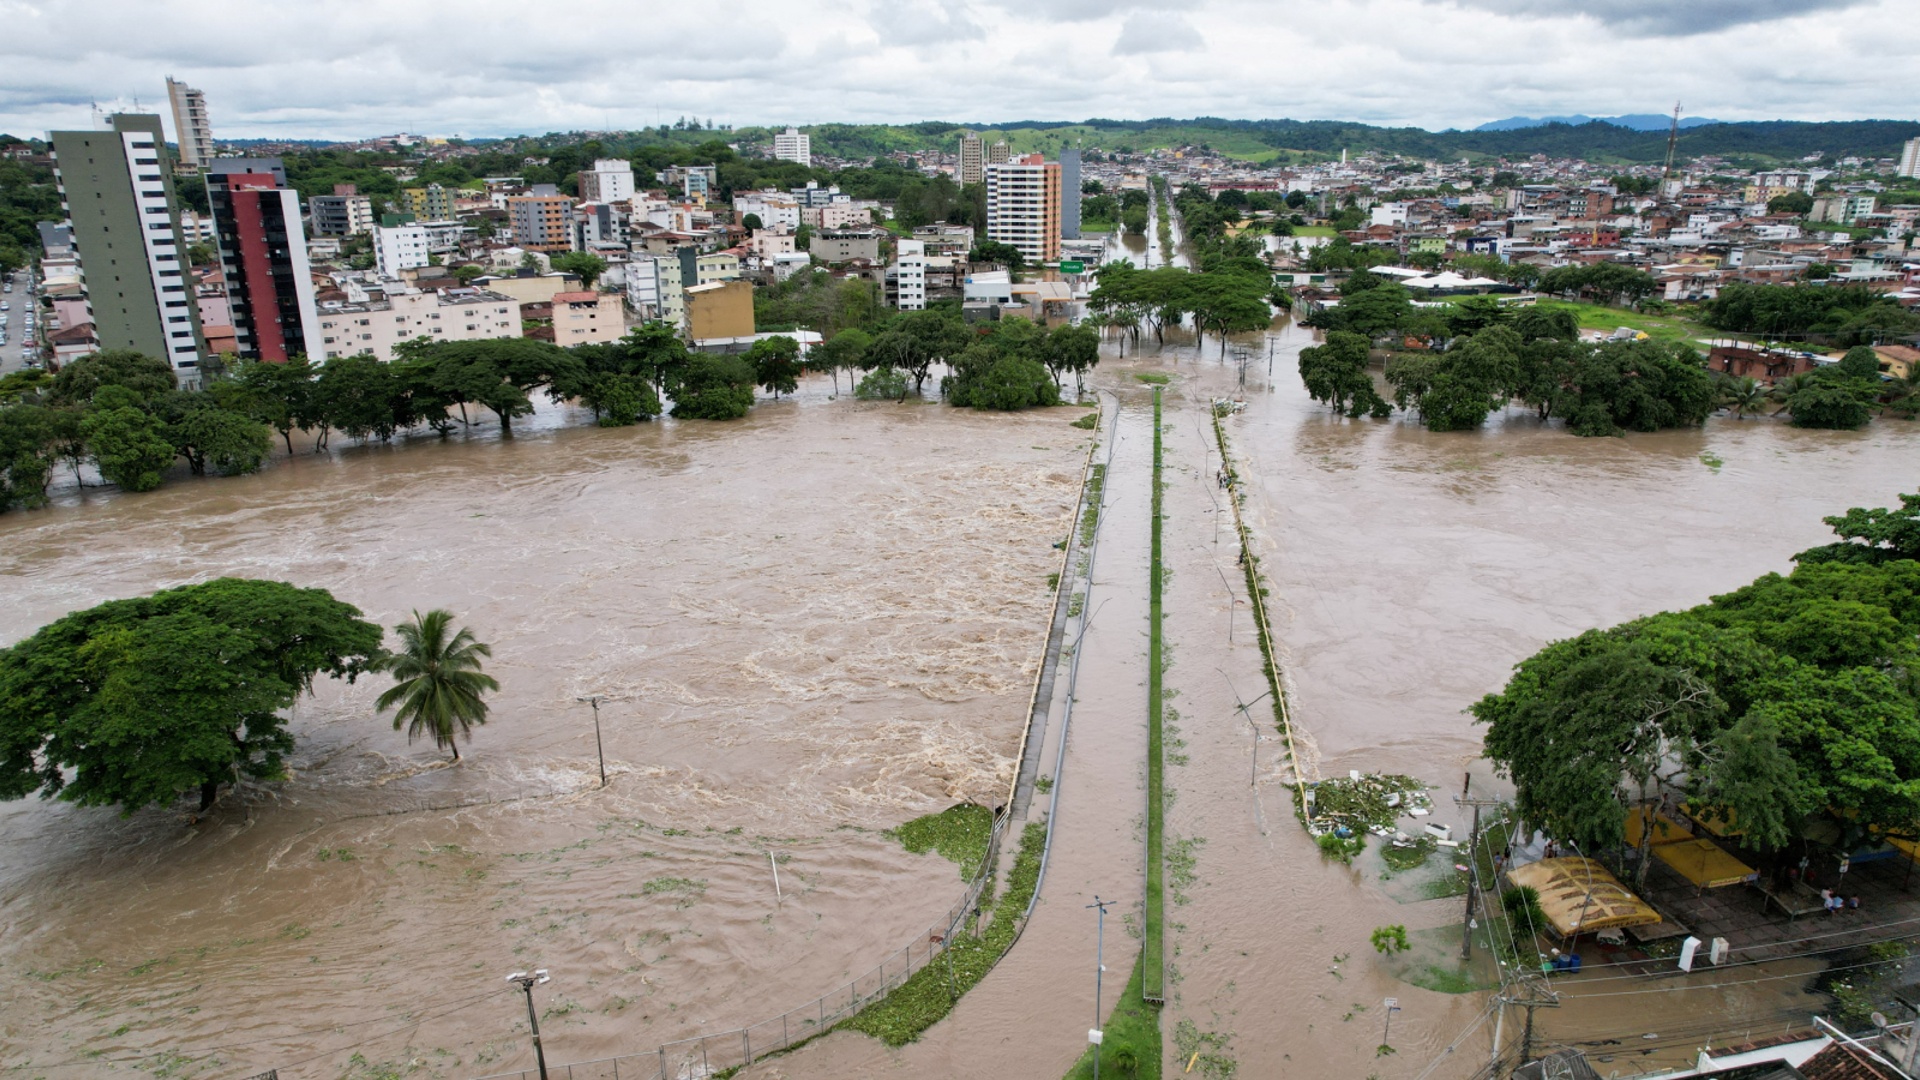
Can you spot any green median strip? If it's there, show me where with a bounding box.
[1144,387,1167,1005]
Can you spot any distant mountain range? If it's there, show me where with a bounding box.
[1476,114,1721,132]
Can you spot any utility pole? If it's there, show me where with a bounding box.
[506,969,552,1080]
[1456,774,1502,962]
[1088,896,1114,1080]
[575,696,607,787]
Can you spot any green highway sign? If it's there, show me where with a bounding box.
[1059,260,1086,274]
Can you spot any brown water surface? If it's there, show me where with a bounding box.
[0,390,1084,1078]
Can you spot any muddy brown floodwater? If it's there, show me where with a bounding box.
[1115,319,1918,1078]
[0,388,1084,1078]
[4,313,1914,1080]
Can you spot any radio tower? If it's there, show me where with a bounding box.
[1661,101,1683,182]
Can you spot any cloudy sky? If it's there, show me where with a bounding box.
[2,0,1913,140]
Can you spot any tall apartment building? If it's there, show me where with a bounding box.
[374,224,430,278]
[310,184,375,236]
[1900,137,1920,180]
[50,113,206,378]
[165,77,213,173]
[401,183,455,221]
[508,193,575,252]
[205,159,323,362]
[578,158,635,203]
[773,126,811,166]
[1059,148,1081,240]
[985,154,1062,265]
[958,132,984,186]
[987,141,1012,165]
[890,239,926,311]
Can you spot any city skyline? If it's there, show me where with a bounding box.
[2,0,1915,140]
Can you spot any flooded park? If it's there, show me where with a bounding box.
[3,248,1917,1078]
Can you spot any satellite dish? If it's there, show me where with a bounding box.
[1873,1011,1889,1029]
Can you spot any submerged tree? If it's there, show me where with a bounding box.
[376,609,499,762]
[0,579,384,814]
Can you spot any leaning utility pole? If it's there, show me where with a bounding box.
[1456,773,1503,962]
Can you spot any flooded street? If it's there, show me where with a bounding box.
[2,305,1914,1080]
[0,390,1085,1078]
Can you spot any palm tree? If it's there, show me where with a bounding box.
[1718,376,1767,419]
[376,610,499,761]
[1767,373,1816,417]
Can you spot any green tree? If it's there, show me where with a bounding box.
[669,354,757,419]
[0,403,55,511]
[164,397,272,477]
[49,349,177,407]
[1299,330,1390,418]
[746,335,802,398]
[82,386,176,492]
[1838,346,1882,381]
[1794,492,1920,566]
[375,609,499,762]
[452,264,486,285]
[231,356,318,455]
[969,240,1026,275]
[0,579,384,813]
[1767,191,1814,215]
[812,327,871,395]
[740,212,764,231]
[551,251,609,289]
[1042,323,1101,397]
[1782,369,1877,430]
[1717,376,1768,419]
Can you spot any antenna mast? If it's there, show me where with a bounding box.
[1661,101,1682,182]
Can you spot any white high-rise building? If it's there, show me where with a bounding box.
[1899,137,1920,180]
[985,155,1062,265]
[892,239,926,310]
[773,126,811,166]
[165,76,213,172]
[374,224,430,279]
[579,158,636,203]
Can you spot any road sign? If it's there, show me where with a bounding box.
[1059,260,1086,274]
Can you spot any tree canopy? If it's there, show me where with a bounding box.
[1476,495,1920,861]
[0,579,385,814]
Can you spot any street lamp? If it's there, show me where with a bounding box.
[574,696,607,788]
[505,969,551,1080]
[1087,896,1114,1080]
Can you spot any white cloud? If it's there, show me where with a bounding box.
[1112,12,1205,55]
[0,0,1912,139]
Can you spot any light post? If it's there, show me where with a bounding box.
[574,696,606,788]
[1088,896,1114,1080]
[505,969,551,1080]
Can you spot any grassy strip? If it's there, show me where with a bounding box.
[892,804,995,879]
[838,820,1048,1046]
[1144,388,1166,1004]
[1213,415,1292,760]
[1532,299,1717,345]
[1061,948,1162,1080]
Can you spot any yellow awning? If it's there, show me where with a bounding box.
[1682,803,1745,840]
[1507,856,1663,937]
[1625,805,1692,849]
[1654,838,1756,889]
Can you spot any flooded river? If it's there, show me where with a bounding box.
[3,310,1914,1080]
[0,391,1084,1078]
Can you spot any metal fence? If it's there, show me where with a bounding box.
[473,814,1007,1080]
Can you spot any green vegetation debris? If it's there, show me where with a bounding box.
[1135,371,1172,385]
[890,803,994,878]
[1071,413,1099,429]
